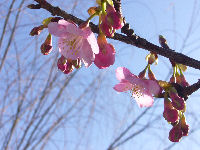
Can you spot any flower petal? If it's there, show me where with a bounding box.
[58,36,82,60]
[83,27,99,54]
[80,39,95,67]
[133,89,154,107]
[48,22,69,37]
[94,43,115,69]
[48,20,84,37]
[116,67,137,81]
[113,80,132,92]
[143,80,161,95]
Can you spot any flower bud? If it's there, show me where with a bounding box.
[170,75,176,83]
[30,25,44,36]
[41,34,52,55]
[179,74,189,87]
[146,53,158,65]
[159,35,169,49]
[106,3,124,29]
[57,56,67,71]
[57,56,73,74]
[87,7,98,15]
[163,108,179,123]
[100,14,115,37]
[169,91,185,110]
[180,115,189,136]
[169,124,183,142]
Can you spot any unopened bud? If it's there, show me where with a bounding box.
[169,91,185,110]
[169,124,183,142]
[179,74,189,87]
[30,25,44,36]
[163,108,179,123]
[87,7,98,15]
[146,53,158,65]
[170,75,176,83]
[41,34,52,55]
[159,35,169,49]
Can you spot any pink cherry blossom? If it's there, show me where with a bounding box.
[94,34,115,69]
[48,20,99,67]
[113,67,161,107]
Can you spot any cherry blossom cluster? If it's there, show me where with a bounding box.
[28,0,190,142]
[159,35,189,142]
[30,0,123,73]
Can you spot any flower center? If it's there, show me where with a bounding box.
[130,84,144,99]
[60,35,82,56]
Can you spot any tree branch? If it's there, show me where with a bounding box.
[33,0,200,70]
[32,0,200,96]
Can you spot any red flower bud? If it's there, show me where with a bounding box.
[57,56,74,74]
[163,108,179,123]
[40,34,52,55]
[169,92,185,110]
[169,124,183,142]
[30,25,44,36]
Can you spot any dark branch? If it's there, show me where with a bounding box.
[32,0,200,96]
[33,0,200,70]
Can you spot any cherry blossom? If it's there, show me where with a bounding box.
[94,34,115,69]
[48,19,99,67]
[113,67,161,107]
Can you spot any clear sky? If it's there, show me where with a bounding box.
[1,0,200,150]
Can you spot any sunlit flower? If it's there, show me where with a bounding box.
[94,34,115,69]
[113,67,161,107]
[48,20,99,67]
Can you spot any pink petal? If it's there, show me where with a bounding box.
[133,89,154,107]
[113,80,132,92]
[58,20,85,36]
[83,27,99,54]
[58,36,82,60]
[94,43,115,69]
[48,20,84,37]
[116,67,137,81]
[48,22,69,37]
[80,39,95,67]
[143,80,161,95]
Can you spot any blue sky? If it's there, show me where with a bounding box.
[1,0,200,150]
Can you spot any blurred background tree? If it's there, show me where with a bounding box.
[0,0,200,150]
